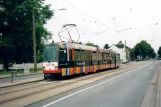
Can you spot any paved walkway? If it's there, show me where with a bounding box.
[0,71,43,88]
[0,71,42,79]
[0,77,43,88]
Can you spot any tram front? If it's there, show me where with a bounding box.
[43,44,60,79]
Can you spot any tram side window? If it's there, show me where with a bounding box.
[92,52,97,60]
[112,54,114,60]
[106,53,109,60]
[112,54,115,61]
[86,51,90,61]
[69,49,72,61]
[102,53,104,60]
[89,51,92,60]
[103,53,107,60]
[114,54,116,60]
[59,48,67,61]
[99,52,103,60]
[74,50,80,61]
[81,50,86,61]
[110,53,113,60]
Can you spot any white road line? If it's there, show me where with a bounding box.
[42,63,151,107]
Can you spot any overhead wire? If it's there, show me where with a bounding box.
[61,0,119,34]
[54,16,102,36]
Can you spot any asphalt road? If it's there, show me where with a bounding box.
[28,61,160,107]
[0,74,43,83]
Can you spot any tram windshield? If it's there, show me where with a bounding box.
[43,45,59,62]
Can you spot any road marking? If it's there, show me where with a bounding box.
[42,63,151,107]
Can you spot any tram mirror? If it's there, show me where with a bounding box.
[64,50,66,53]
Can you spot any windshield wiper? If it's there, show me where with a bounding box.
[45,52,50,63]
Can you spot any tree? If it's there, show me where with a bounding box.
[130,48,135,61]
[0,0,53,70]
[86,42,99,48]
[149,48,156,58]
[158,46,161,58]
[134,40,156,59]
[104,44,109,49]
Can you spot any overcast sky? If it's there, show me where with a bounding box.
[44,0,161,52]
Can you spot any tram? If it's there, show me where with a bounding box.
[43,42,120,79]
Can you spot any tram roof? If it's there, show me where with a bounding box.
[45,42,119,53]
[49,42,98,51]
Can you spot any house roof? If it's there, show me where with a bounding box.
[116,41,124,48]
[109,44,116,48]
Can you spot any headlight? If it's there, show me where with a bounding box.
[55,66,58,69]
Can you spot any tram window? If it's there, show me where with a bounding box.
[105,53,109,60]
[74,50,80,61]
[59,48,67,61]
[103,53,105,60]
[81,50,86,60]
[92,52,97,60]
[106,54,109,60]
[99,52,103,60]
[103,53,108,60]
[86,51,90,61]
[104,53,107,60]
[89,51,92,60]
[112,54,114,60]
[107,53,109,57]
[69,49,72,61]
[102,53,104,60]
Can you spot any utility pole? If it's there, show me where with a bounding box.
[32,9,37,72]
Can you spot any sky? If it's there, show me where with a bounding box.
[44,0,161,52]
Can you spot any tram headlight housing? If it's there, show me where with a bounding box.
[55,66,58,70]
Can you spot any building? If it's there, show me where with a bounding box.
[109,41,130,63]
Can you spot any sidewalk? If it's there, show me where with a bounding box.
[0,77,43,88]
[0,71,43,79]
[141,65,161,107]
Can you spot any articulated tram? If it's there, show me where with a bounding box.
[43,42,120,80]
